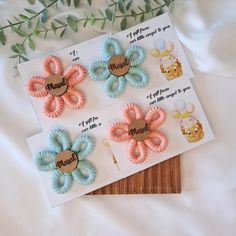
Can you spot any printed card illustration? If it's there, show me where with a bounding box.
[27,114,122,207]
[100,76,214,173]
[151,38,183,81]
[171,100,204,142]
[87,13,194,107]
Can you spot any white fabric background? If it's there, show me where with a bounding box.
[0,0,236,235]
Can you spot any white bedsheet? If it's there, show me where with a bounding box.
[0,0,235,235]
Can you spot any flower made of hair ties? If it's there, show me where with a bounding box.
[88,38,149,98]
[108,103,168,164]
[35,129,96,194]
[26,55,86,118]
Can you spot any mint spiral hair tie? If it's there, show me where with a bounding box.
[88,37,149,98]
[35,129,96,194]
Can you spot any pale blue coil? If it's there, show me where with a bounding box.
[34,129,96,194]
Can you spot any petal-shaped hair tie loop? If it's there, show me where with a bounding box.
[104,75,126,98]
[43,95,64,118]
[62,87,85,110]
[35,129,96,194]
[26,55,87,118]
[108,103,168,164]
[88,37,149,98]
[72,161,96,185]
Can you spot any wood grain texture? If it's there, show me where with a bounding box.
[88,155,181,195]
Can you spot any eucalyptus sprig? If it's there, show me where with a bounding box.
[0,0,174,64]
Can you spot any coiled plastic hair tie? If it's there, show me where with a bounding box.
[108,103,168,164]
[35,129,96,194]
[88,37,149,98]
[26,55,87,118]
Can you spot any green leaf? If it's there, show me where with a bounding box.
[74,0,80,7]
[54,19,66,26]
[28,0,36,4]
[87,0,92,6]
[44,30,48,38]
[66,0,71,6]
[138,5,144,12]
[101,20,105,30]
[145,3,152,13]
[28,19,32,28]
[60,28,66,37]
[38,0,47,7]
[111,11,116,25]
[15,43,26,55]
[99,9,105,17]
[154,0,162,4]
[126,0,133,10]
[157,7,165,15]
[13,28,28,37]
[19,14,29,21]
[105,8,113,21]
[14,16,21,22]
[40,8,48,23]
[24,8,37,14]
[11,45,19,53]
[28,37,35,50]
[163,0,171,5]
[7,19,15,30]
[90,14,96,25]
[118,0,125,14]
[131,10,136,17]
[20,55,29,62]
[156,8,162,16]
[66,15,78,32]
[9,55,19,58]
[140,14,144,22]
[33,28,40,36]
[120,17,127,30]
[83,19,88,27]
[51,22,56,34]
[0,30,6,45]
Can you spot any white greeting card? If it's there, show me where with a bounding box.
[88,13,194,107]
[27,76,214,207]
[17,13,193,132]
[17,34,112,130]
[18,13,212,207]
[99,76,214,174]
[27,117,122,207]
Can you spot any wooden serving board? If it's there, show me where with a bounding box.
[88,155,181,195]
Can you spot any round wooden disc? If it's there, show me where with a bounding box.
[45,74,68,97]
[108,54,130,76]
[55,150,78,173]
[128,119,150,141]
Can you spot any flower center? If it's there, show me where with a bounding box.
[108,54,130,76]
[55,150,78,173]
[128,119,150,141]
[45,74,68,97]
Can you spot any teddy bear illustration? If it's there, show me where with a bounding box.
[151,38,183,81]
[171,100,204,142]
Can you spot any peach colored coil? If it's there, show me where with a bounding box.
[108,103,168,164]
[26,55,86,118]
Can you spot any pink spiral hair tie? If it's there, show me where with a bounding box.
[108,103,168,164]
[26,55,86,118]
